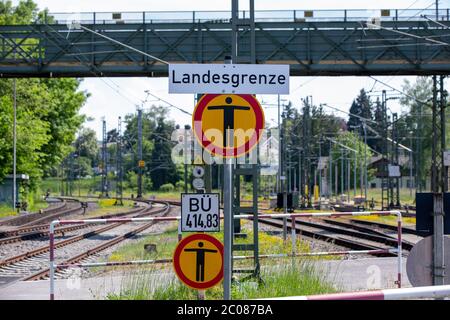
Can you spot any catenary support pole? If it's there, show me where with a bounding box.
[137,108,143,198]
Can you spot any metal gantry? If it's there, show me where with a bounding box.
[0,9,450,77]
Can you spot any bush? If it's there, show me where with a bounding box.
[175,181,184,191]
[159,183,174,192]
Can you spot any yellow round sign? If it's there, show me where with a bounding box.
[173,233,224,290]
[192,94,265,158]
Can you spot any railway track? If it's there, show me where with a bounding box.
[0,198,73,228]
[257,216,416,256]
[149,199,415,255]
[0,202,150,245]
[0,201,173,282]
[24,201,173,281]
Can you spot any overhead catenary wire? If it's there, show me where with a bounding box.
[365,22,449,46]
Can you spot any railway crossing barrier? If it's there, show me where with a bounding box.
[47,210,402,300]
[262,284,450,300]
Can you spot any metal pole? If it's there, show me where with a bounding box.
[12,76,17,210]
[431,75,445,286]
[347,157,351,203]
[410,134,413,198]
[319,140,322,205]
[341,149,344,196]
[354,149,357,198]
[184,125,189,194]
[223,52,234,300]
[278,95,281,193]
[49,221,56,300]
[282,109,288,240]
[329,141,332,198]
[137,108,143,198]
[335,163,338,198]
[363,122,368,201]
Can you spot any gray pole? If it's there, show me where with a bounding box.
[347,157,351,203]
[223,18,236,297]
[335,163,338,198]
[360,130,364,197]
[319,140,322,205]
[363,122,368,201]
[431,75,445,286]
[137,108,143,198]
[329,141,332,198]
[282,109,288,239]
[410,133,413,197]
[184,125,189,194]
[353,149,357,198]
[278,94,281,193]
[341,149,344,195]
[12,76,17,210]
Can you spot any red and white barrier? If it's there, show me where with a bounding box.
[264,285,450,300]
[48,210,402,300]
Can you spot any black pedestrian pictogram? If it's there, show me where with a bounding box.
[207,96,250,147]
[184,241,218,282]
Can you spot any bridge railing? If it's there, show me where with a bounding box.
[42,8,450,25]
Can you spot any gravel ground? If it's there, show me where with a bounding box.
[60,206,181,279]
[0,204,176,280]
[0,204,150,261]
[255,221,374,260]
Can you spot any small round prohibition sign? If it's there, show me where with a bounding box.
[173,233,224,290]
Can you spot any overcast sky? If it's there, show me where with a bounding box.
[22,0,450,139]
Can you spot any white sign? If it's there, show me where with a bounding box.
[181,194,220,232]
[192,178,205,190]
[388,165,401,178]
[444,151,450,167]
[169,64,290,94]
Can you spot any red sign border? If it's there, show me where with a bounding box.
[192,94,265,158]
[173,233,224,290]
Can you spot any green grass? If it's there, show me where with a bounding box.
[0,205,17,219]
[0,193,48,219]
[105,220,337,300]
[107,221,311,265]
[364,188,416,206]
[107,260,337,300]
[83,199,136,218]
[352,214,416,226]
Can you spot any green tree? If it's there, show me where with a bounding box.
[347,89,373,136]
[150,107,180,190]
[0,1,88,193]
[75,128,99,164]
[122,106,179,192]
[330,131,373,193]
[399,77,441,190]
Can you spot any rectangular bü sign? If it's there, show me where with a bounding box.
[169,64,290,95]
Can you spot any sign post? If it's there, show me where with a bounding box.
[223,56,233,301]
